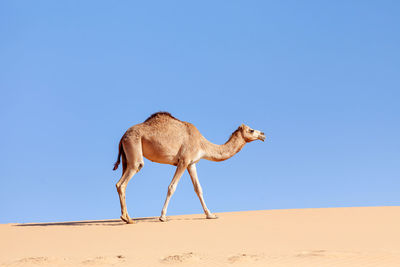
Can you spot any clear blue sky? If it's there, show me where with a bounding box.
[1,1,399,223]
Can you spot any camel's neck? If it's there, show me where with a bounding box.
[201,130,247,162]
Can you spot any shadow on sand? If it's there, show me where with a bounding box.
[14,216,208,227]
[14,217,158,227]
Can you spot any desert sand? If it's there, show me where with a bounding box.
[1,206,399,266]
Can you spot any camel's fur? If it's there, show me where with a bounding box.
[114,112,266,224]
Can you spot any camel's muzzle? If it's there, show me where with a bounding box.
[258,132,266,142]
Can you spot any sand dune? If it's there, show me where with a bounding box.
[1,207,400,266]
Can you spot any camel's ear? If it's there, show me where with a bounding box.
[240,124,246,129]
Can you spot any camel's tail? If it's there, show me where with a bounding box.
[113,139,124,171]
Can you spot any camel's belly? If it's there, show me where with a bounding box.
[141,138,180,165]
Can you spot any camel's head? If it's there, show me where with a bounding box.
[239,124,266,142]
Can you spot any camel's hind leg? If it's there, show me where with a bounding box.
[116,138,144,224]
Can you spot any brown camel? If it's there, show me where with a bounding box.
[113,112,266,224]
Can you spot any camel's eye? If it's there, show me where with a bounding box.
[249,129,254,133]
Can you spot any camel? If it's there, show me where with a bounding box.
[113,112,266,224]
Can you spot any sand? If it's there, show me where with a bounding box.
[1,206,399,266]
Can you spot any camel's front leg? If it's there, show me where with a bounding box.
[159,161,188,222]
[187,164,217,219]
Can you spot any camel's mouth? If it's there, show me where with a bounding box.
[258,134,266,142]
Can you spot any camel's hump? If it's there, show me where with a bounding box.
[144,112,180,123]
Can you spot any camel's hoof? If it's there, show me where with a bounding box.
[206,214,218,219]
[159,216,167,222]
[120,215,135,224]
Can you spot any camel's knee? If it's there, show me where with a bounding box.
[130,162,144,172]
[168,184,177,196]
[195,188,203,196]
[116,183,126,193]
[192,181,203,195]
[116,181,122,192]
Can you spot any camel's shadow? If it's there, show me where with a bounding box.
[14,216,207,227]
[15,217,158,227]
